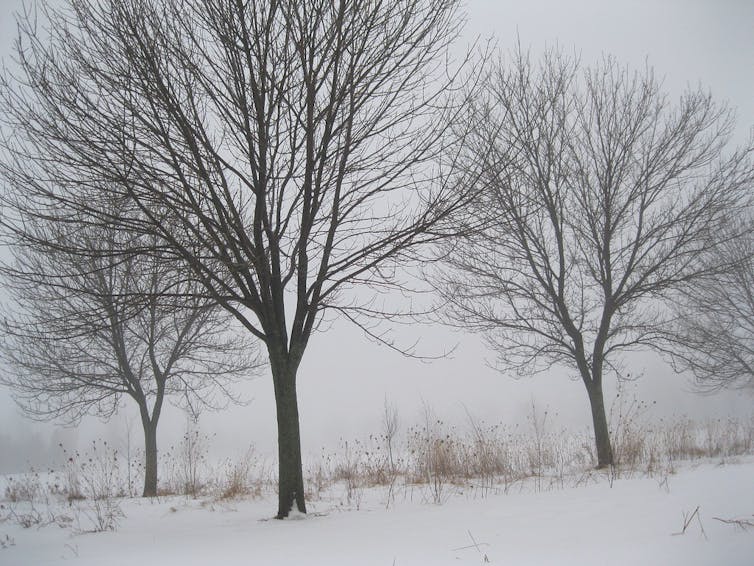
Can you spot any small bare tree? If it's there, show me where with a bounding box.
[435,48,754,467]
[670,217,754,391]
[0,208,259,497]
[0,0,476,517]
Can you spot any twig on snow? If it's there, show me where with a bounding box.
[713,516,754,531]
[672,506,707,539]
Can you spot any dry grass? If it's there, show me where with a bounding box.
[3,408,754,530]
[303,407,754,503]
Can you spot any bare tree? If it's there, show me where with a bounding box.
[0,0,476,517]
[670,217,754,391]
[434,48,754,467]
[0,206,259,496]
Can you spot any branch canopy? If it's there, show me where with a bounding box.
[670,216,754,391]
[0,206,261,424]
[434,47,754,379]
[0,0,476,360]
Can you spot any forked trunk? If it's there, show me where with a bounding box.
[271,356,306,519]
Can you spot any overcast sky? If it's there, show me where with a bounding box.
[0,0,752,472]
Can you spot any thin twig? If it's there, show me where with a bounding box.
[452,531,490,563]
[673,506,707,539]
[713,516,754,531]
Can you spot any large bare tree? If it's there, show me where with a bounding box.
[669,217,754,392]
[0,207,259,496]
[0,0,476,517]
[434,49,754,467]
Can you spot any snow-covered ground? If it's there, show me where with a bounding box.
[2,458,753,565]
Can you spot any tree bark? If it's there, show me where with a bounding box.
[270,356,306,519]
[584,378,613,468]
[142,416,159,497]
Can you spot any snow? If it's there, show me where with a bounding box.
[2,458,753,565]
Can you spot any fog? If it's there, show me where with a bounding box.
[0,0,752,474]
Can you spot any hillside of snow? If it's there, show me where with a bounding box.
[2,457,753,565]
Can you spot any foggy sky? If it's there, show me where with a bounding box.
[0,0,752,473]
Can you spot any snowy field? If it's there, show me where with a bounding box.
[2,457,753,565]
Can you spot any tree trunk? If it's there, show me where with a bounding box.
[584,379,613,468]
[271,358,306,519]
[142,418,158,497]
